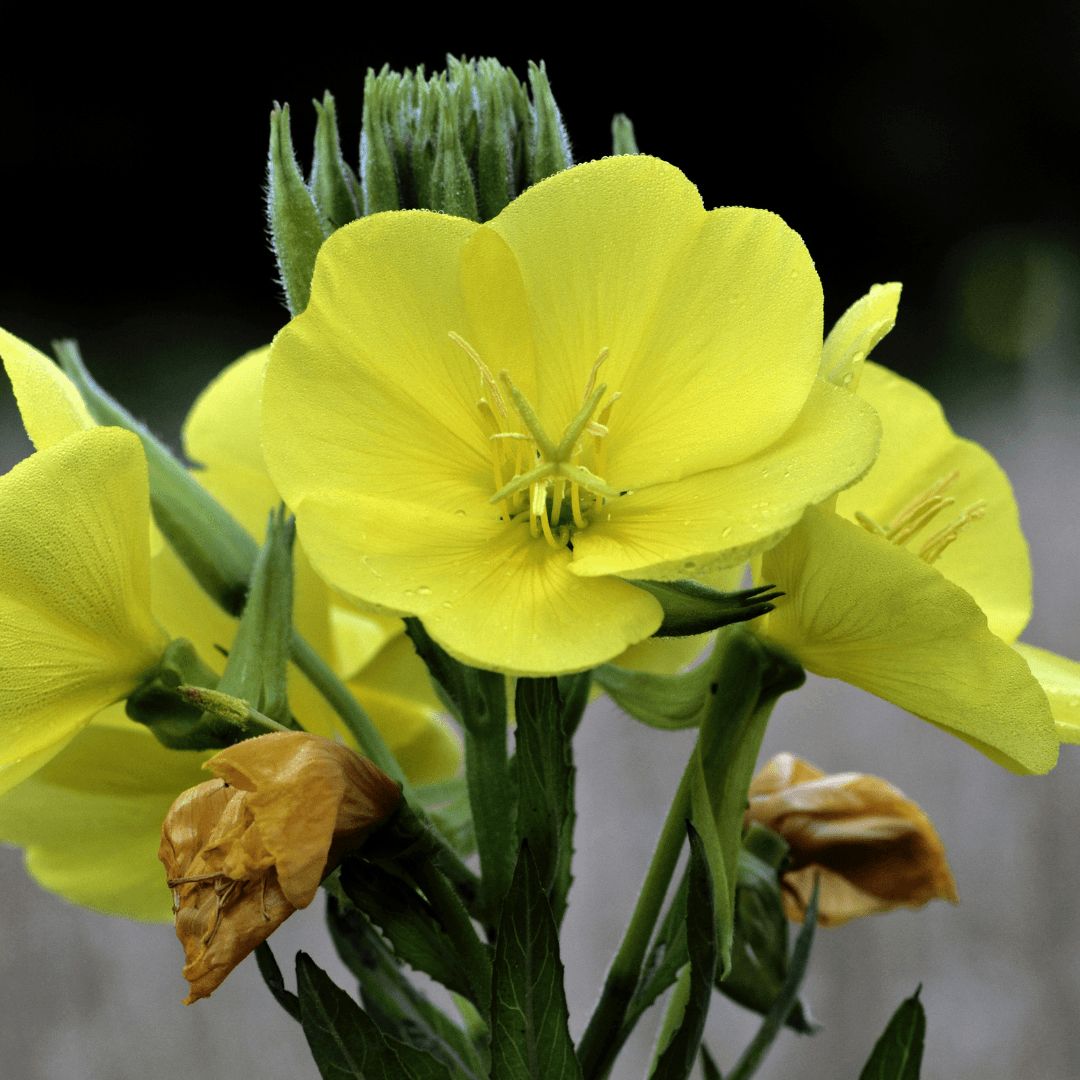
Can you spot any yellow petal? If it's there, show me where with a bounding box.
[293,491,663,675]
[759,504,1057,775]
[489,156,823,488]
[837,362,1030,643]
[0,703,211,921]
[570,378,881,580]
[1013,642,1080,744]
[819,283,902,389]
[330,603,407,680]
[263,210,492,519]
[0,326,95,449]
[0,428,168,794]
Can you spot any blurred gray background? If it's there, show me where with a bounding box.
[3,9,1080,1079]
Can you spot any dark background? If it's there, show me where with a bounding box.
[3,2,1079,432]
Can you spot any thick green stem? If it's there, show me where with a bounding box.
[576,755,694,1080]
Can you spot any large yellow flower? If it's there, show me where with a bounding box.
[0,330,459,921]
[753,292,1059,774]
[262,155,881,676]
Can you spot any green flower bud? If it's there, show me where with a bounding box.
[360,66,401,215]
[527,60,572,184]
[612,113,640,155]
[310,90,361,232]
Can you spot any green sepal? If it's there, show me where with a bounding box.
[857,987,925,1080]
[526,61,572,184]
[475,58,515,220]
[53,339,259,617]
[311,90,361,232]
[699,1045,722,1080]
[361,66,402,215]
[296,950,446,1080]
[489,843,583,1080]
[725,882,819,1080]
[326,897,486,1080]
[503,67,533,196]
[211,504,296,727]
[405,618,516,927]
[254,942,302,1023]
[337,854,478,1003]
[611,113,639,155]
[648,823,719,1080]
[431,90,479,221]
[629,579,782,638]
[514,678,576,927]
[268,103,327,316]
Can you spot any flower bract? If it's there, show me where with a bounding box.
[262,154,881,676]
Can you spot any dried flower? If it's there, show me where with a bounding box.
[746,752,958,928]
[158,731,401,1002]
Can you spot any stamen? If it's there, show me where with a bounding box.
[918,501,987,563]
[594,392,621,479]
[888,495,954,546]
[450,332,506,416]
[855,511,888,538]
[886,470,959,535]
[539,501,561,549]
[571,482,586,529]
[582,347,609,405]
[551,478,566,527]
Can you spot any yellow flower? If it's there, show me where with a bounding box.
[752,289,1058,774]
[159,732,401,1003]
[261,155,881,676]
[0,425,169,795]
[746,752,958,927]
[0,329,458,922]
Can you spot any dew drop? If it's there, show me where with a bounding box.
[454,508,466,515]
[417,586,432,596]
[722,526,732,537]
[442,601,453,609]
[762,469,769,478]
[842,372,853,386]
[790,268,798,278]
[403,589,414,597]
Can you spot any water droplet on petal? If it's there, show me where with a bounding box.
[454,508,466,515]
[442,601,453,609]
[842,372,853,386]
[722,526,732,537]
[417,586,432,596]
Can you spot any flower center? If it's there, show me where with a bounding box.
[854,469,986,564]
[450,332,622,549]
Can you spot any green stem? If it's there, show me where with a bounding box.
[576,752,695,1080]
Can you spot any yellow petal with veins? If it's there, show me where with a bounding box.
[759,504,1057,774]
[1013,642,1080,744]
[819,283,902,389]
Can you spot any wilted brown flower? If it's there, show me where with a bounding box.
[158,731,401,1003]
[745,752,958,928]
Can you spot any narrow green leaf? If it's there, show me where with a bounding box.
[490,844,583,1080]
[649,823,719,1080]
[254,942,301,1023]
[611,113,640,156]
[326,898,485,1080]
[700,1044,722,1080]
[360,66,401,214]
[726,881,820,1080]
[857,988,925,1080]
[268,103,327,316]
[689,752,733,973]
[311,90,361,231]
[406,618,516,923]
[526,60,572,184]
[629,580,782,638]
[337,859,476,1001]
[514,677,576,926]
[296,950,415,1080]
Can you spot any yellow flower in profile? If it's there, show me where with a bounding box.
[262,155,881,676]
[0,425,169,795]
[159,732,401,1003]
[752,287,1058,774]
[0,329,458,923]
[746,753,958,927]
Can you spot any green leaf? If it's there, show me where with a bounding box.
[360,67,401,215]
[611,113,639,155]
[406,618,516,924]
[296,950,419,1080]
[416,778,477,859]
[254,942,301,1023]
[326,898,486,1080]
[726,881,820,1080]
[337,858,476,1002]
[311,90,361,232]
[857,988,925,1080]
[268,102,328,316]
[526,61,572,184]
[629,580,782,638]
[490,843,582,1080]
[689,751,733,972]
[514,677,576,926]
[700,1044,722,1080]
[649,823,719,1080]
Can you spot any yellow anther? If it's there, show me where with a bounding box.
[571,482,587,529]
[582,347,609,405]
[585,420,609,438]
[550,478,566,528]
[918,501,987,564]
[886,470,959,536]
[540,503,561,549]
[888,495,954,546]
[450,331,507,417]
[855,510,888,538]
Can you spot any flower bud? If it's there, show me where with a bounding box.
[745,752,958,927]
[158,732,401,1003]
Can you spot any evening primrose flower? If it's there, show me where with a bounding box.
[752,289,1058,774]
[0,425,169,795]
[159,732,401,1003]
[262,155,881,676]
[746,753,958,927]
